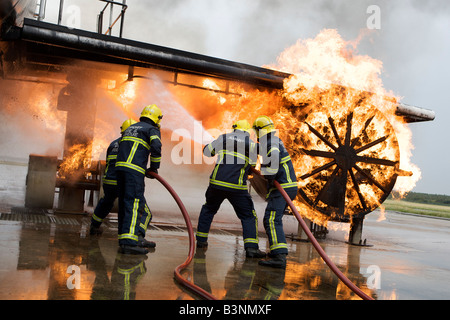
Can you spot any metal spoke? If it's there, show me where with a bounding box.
[355,135,388,154]
[364,115,375,130]
[305,122,337,151]
[353,164,388,194]
[344,112,353,146]
[356,155,398,167]
[300,160,336,180]
[313,166,340,206]
[351,115,375,147]
[349,168,367,211]
[301,148,336,159]
[338,169,348,216]
[328,117,342,147]
[298,107,399,220]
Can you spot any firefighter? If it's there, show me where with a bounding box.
[115,104,163,254]
[252,115,298,268]
[89,119,137,235]
[196,120,266,258]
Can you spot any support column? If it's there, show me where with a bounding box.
[56,71,98,213]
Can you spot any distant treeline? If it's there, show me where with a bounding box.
[389,192,450,206]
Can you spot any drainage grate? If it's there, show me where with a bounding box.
[0,213,80,225]
[209,229,237,236]
[150,224,185,232]
[11,207,49,215]
[148,224,236,237]
[51,216,80,225]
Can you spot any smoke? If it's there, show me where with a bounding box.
[122,1,450,201]
[0,0,37,29]
[126,74,214,144]
[124,0,450,195]
[0,79,66,160]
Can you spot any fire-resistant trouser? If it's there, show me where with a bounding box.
[263,187,298,255]
[117,170,152,246]
[196,185,259,249]
[110,254,147,300]
[91,184,118,228]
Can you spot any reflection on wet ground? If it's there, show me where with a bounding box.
[0,208,449,300]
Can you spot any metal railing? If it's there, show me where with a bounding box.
[49,0,127,37]
[97,0,128,38]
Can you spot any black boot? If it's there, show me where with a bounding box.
[89,224,103,235]
[258,253,287,268]
[245,248,266,258]
[196,240,208,248]
[119,244,149,255]
[138,235,156,248]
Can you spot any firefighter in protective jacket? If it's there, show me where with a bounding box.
[90,119,136,235]
[196,120,266,258]
[115,104,163,254]
[253,115,298,268]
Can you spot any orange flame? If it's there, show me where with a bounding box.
[58,143,92,179]
[168,29,420,226]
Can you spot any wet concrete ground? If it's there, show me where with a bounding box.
[0,204,448,300]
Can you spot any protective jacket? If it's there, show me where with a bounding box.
[102,137,120,186]
[258,132,297,193]
[259,132,298,255]
[203,131,257,192]
[116,118,162,175]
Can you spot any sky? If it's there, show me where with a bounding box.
[38,0,450,195]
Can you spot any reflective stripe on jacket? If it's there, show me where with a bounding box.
[103,137,121,185]
[258,132,298,192]
[116,118,162,176]
[204,131,257,192]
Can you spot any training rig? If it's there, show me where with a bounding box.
[0,1,435,244]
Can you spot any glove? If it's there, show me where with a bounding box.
[264,174,276,181]
[145,168,158,179]
[264,175,276,189]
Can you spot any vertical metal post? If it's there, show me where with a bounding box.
[297,217,312,241]
[109,2,113,32]
[119,0,126,38]
[57,0,64,25]
[127,65,134,81]
[37,0,47,21]
[348,217,367,245]
[97,12,103,34]
[98,0,128,37]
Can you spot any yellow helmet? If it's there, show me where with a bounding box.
[232,119,252,133]
[120,119,137,133]
[253,115,275,138]
[140,104,163,126]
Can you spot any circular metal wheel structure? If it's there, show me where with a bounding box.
[296,105,400,222]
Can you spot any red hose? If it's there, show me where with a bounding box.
[148,170,372,300]
[147,171,217,300]
[251,167,374,300]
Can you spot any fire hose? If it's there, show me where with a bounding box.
[250,167,374,300]
[147,171,217,300]
[147,170,372,300]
